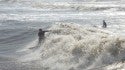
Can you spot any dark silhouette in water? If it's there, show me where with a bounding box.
[38,29,49,45]
[29,29,50,49]
[102,20,107,28]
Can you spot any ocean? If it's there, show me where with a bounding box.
[0,0,125,70]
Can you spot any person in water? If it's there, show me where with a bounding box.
[38,29,49,44]
[102,20,107,28]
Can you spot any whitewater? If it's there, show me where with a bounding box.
[0,0,125,70]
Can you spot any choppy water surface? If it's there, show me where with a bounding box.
[0,1,125,70]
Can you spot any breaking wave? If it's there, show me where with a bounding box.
[19,23,125,70]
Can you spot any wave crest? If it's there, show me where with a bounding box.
[20,23,125,70]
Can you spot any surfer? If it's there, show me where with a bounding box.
[38,29,49,44]
[29,28,50,49]
[102,20,107,28]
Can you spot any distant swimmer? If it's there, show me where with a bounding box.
[38,29,49,44]
[102,20,107,28]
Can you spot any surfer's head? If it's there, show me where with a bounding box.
[39,29,42,31]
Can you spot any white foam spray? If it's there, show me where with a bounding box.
[19,22,125,70]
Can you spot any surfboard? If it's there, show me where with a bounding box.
[29,44,41,50]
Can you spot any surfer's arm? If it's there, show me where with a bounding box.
[44,30,52,32]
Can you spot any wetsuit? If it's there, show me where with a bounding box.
[38,31,48,43]
[103,20,107,28]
